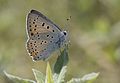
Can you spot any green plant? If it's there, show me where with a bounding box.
[4,48,99,83]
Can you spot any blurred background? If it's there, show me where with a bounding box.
[0,0,120,83]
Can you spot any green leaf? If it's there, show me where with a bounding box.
[53,73,59,83]
[4,71,36,83]
[45,62,54,83]
[67,72,99,83]
[81,72,99,83]
[54,48,69,74]
[55,66,67,83]
[81,72,99,81]
[32,69,45,83]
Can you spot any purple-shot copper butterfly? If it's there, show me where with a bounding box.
[26,10,68,61]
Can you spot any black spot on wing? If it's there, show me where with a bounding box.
[47,35,49,37]
[47,26,49,29]
[44,41,47,43]
[33,22,35,24]
[52,30,55,32]
[35,25,37,27]
[31,33,34,36]
[42,23,45,26]
[51,36,53,38]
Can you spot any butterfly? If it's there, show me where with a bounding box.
[26,10,68,61]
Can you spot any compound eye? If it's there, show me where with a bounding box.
[63,31,67,35]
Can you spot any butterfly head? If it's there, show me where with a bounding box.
[63,31,67,36]
[61,31,69,44]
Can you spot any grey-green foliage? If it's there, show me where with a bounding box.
[54,47,69,74]
[4,63,99,83]
[4,71,36,83]
[45,62,54,83]
[53,66,67,83]
[67,72,99,83]
[32,69,45,83]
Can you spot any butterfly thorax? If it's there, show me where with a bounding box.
[55,31,68,49]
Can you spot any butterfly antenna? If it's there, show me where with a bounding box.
[67,16,71,21]
[64,16,71,46]
[64,16,71,32]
